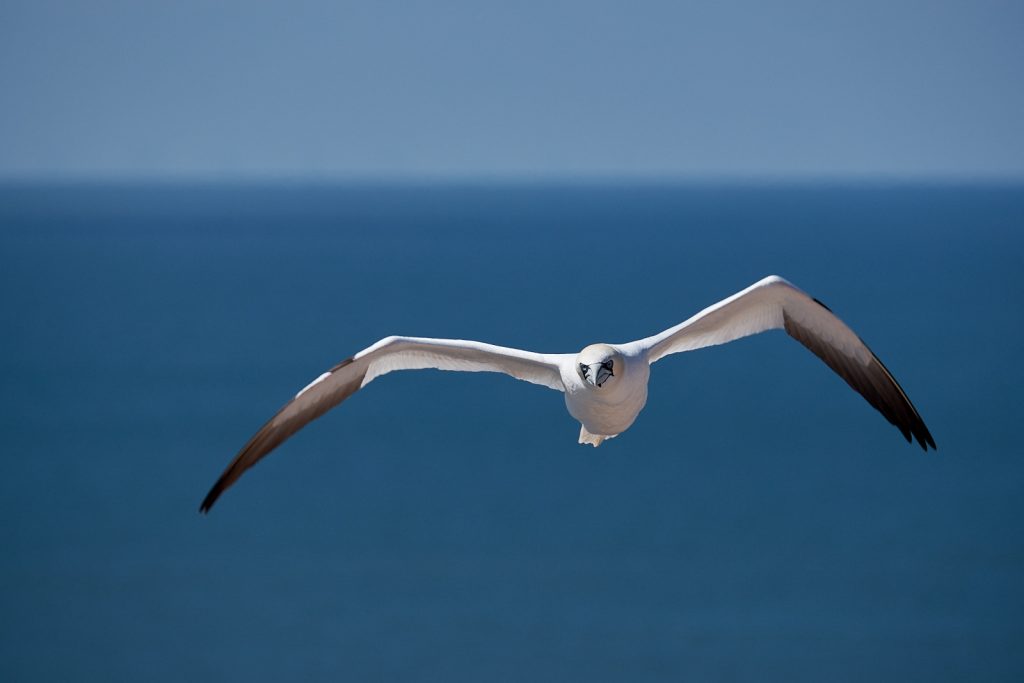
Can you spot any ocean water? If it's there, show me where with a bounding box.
[1,182,1021,681]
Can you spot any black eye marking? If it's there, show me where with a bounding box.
[579,363,590,378]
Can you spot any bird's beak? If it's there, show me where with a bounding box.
[580,364,594,386]
[580,361,613,387]
[581,362,613,387]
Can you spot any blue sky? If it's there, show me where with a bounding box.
[2,0,1022,180]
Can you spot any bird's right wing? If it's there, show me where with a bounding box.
[201,336,570,512]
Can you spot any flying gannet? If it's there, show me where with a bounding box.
[200,275,935,512]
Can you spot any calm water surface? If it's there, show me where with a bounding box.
[1,182,1022,681]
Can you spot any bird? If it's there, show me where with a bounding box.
[200,275,935,512]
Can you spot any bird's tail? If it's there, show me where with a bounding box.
[578,426,617,447]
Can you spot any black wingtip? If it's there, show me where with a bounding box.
[198,484,223,515]
[913,425,937,452]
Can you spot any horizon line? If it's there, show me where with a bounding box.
[1,170,1023,187]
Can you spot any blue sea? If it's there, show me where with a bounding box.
[1,182,1022,681]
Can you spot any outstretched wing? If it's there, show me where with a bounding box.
[201,336,569,512]
[628,275,935,451]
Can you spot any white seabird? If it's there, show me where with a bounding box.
[200,275,935,512]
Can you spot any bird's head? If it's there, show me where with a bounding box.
[576,344,622,389]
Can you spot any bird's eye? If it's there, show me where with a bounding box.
[579,363,589,376]
[601,360,614,371]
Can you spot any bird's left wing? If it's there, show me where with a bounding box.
[201,336,569,512]
[623,275,935,450]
